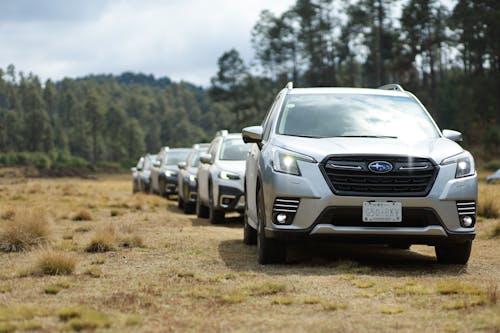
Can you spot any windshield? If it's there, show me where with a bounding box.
[277,94,440,140]
[219,138,251,161]
[163,150,190,165]
[189,149,207,168]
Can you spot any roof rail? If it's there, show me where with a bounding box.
[285,82,293,90]
[378,84,404,92]
[216,130,229,137]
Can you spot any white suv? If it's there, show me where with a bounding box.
[197,131,252,223]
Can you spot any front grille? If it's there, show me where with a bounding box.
[314,207,442,228]
[320,156,438,197]
[456,201,476,216]
[273,198,300,213]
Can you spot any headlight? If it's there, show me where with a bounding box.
[165,170,174,177]
[441,151,475,178]
[188,174,197,182]
[271,147,316,176]
[219,170,240,180]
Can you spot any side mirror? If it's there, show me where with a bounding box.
[131,167,137,172]
[242,125,263,143]
[442,129,463,142]
[153,160,161,167]
[199,153,212,164]
[178,161,187,170]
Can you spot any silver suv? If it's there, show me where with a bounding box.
[243,83,477,265]
[197,131,252,223]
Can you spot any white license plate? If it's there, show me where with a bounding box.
[362,201,402,222]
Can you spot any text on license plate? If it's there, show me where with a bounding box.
[362,201,402,222]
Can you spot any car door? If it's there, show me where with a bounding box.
[151,155,163,193]
[198,138,220,205]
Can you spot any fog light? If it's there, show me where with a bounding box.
[461,215,473,227]
[276,213,287,224]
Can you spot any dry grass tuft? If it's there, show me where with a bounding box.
[380,305,404,314]
[33,249,76,276]
[219,292,247,304]
[352,279,375,289]
[271,296,294,305]
[488,221,500,238]
[1,209,15,220]
[487,284,498,305]
[436,280,483,295]
[85,226,116,253]
[0,322,16,333]
[321,301,347,311]
[247,282,286,296]
[477,184,500,218]
[58,306,111,331]
[84,266,102,278]
[118,235,144,248]
[72,210,93,221]
[303,297,322,305]
[0,208,50,252]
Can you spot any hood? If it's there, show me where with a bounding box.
[272,135,464,165]
[216,160,246,176]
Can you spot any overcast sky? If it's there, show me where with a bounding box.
[0,0,295,86]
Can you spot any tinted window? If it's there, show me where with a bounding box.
[277,94,439,140]
[219,138,251,161]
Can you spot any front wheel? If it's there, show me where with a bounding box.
[209,182,224,224]
[435,241,472,264]
[257,186,286,264]
[196,187,209,218]
[243,192,257,245]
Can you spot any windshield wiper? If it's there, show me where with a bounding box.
[333,135,398,139]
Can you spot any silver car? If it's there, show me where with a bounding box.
[197,131,252,224]
[243,83,477,265]
[177,143,209,214]
[150,147,190,198]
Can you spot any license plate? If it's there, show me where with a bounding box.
[362,201,402,222]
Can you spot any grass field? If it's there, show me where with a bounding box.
[0,173,499,332]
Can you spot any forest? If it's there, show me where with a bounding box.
[0,0,498,170]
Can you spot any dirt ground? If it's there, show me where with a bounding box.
[0,174,498,333]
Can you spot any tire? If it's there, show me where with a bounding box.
[184,202,196,214]
[243,189,257,245]
[435,241,472,264]
[159,179,167,198]
[177,194,184,209]
[209,181,224,224]
[256,185,286,264]
[196,187,209,218]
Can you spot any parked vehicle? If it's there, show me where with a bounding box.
[197,130,252,223]
[131,156,145,193]
[150,147,191,197]
[243,82,477,265]
[138,154,157,193]
[486,169,500,184]
[177,143,209,214]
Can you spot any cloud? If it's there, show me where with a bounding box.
[0,0,294,86]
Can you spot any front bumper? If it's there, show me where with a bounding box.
[262,161,477,243]
[214,178,245,212]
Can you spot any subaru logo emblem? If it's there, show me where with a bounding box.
[368,161,393,173]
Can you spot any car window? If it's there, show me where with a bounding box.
[262,94,282,141]
[191,148,207,167]
[219,138,252,161]
[164,150,190,165]
[277,93,440,141]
